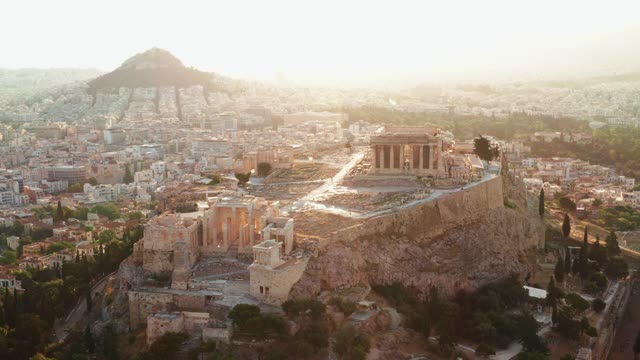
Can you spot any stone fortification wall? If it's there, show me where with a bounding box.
[128,290,209,328]
[592,279,632,359]
[332,176,504,245]
[292,175,545,299]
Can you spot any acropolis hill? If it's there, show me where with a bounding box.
[97,124,546,347]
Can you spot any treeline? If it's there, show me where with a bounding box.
[374,275,548,358]
[0,226,142,359]
[335,106,587,140]
[33,202,122,222]
[531,126,640,180]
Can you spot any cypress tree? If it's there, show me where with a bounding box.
[572,259,579,275]
[84,324,95,353]
[578,244,588,278]
[56,200,64,222]
[85,287,92,312]
[539,189,545,217]
[606,230,621,257]
[554,257,565,282]
[546,276,557,307]
[564,249,572,275]
[562,214,571,239]
[590,235,607,266]
[4,289,13,327]
[123,164,134,184]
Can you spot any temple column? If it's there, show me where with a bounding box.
[232,207,238,248]
[212,214,218,247]
[378,146,384,172]
[429,145,434,172]
[419,145,424,170]
[222,223,229,250]
[390,145,395,170]
[249,224,255,246]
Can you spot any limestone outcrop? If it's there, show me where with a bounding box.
[291,175,545,299]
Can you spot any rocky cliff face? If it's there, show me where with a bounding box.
[291,175,544,299]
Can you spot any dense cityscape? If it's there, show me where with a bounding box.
[2,2,640,359]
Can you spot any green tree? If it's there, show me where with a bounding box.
[139,332,188,360]
[234,172,251,186]
[562,214,571,239]
[67,183,83,193]
[606,230,621,257]
[605,256,629,279]
[546,277,558,308]
[84,324,95,353]
[102,323,119,360]
[516,352,548,360]
[474,136,494,162]
[578,227,589,278]
[88,177,99,186]
[123,164,134,184]
[228,304,261,330]
[126,211,144,220]
[98,230,117,244]
[565,293,589,314]
[592,298,605,313]
[564,249,571,275]
[91,203,121,220]
[56,201,64,222]
[334,325,371,360]
[554,257,565,283]
[538,189,544,217]
[634,329,640,359]
[559,197,576,212]
[589,235,607,267]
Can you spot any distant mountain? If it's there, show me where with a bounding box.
[87,48,218,93]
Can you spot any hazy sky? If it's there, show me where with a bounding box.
[3,0,640,86]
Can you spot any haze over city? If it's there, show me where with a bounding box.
[3,1,640,359]
[3,0,640,86]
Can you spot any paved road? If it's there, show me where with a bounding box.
[53,272,116,341]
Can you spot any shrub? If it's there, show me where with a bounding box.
[565,293,589,313]
[605,256,629,279]
[330,297,357,316]
[476,343,496,356]
[228,304,261,330]
[334,325,371,360]
[592,298,606,313]
[282,299,326,318]
[175,203,197,213]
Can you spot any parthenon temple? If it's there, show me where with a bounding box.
[370,126,447,178]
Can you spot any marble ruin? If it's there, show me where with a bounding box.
[129,192,304,344]
[370,125,447,177]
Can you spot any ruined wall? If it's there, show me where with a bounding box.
[147,314,184,345]
[129,291,175,329]
[145,311,210,344]
[249,258,309,306]
[128,290,208,328]
[292,175,545,299]
[249,257,309,306]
